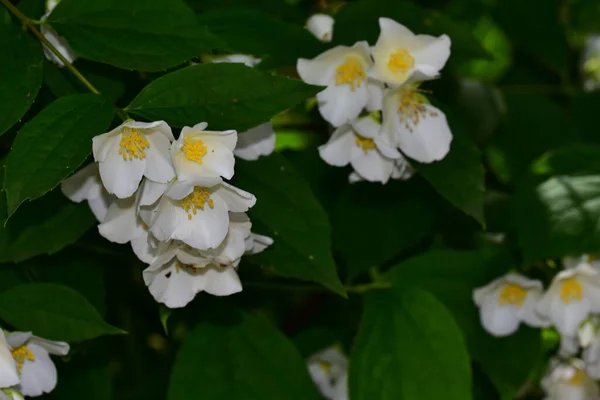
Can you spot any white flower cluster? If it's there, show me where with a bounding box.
[0,330,69,399]
[299,16,453,184]
[307,345,348,400]
[473,255,600,398]
[61,119,275,309]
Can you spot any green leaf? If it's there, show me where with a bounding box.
[185,0,302,21]
[198,8,324,68]
[0,189,96,263]
[235,153,345,296]
[0,8,43,136]
[126,63,321,131]
[415,114,485,226]
[0,283,124,341]
[52,363,113,400]
[3,93,114,217]
[332,180,436,278]
[168,307,320,400]
[47,0,224,71]
[333,0,490,62]
[349,287,472,400]
[572,93,600,145]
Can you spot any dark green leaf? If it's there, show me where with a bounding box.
[185,0,302,21]
[349,288,472,400]
[0,283,124,341]
[3,93,114,217]
[198,8,324,68]
[168,307,320,400]
[47,0,224,71]
[126,63,321,131]
[333,0,490,62]
[51,363,113,400]
[0,8,43,135]
[235,153,345,295]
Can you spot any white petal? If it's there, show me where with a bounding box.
[98,140,145,198]
[371,18,416,85]
[143,260,198,308]
[234,123,276,161]
[348,171,363,183]
[87,192,112,222]
[410,34,451,81]
[98,197,145,244]
[308,363,335,399]
[5,332,32,349]
[317,83,368,127]
[366,79,384,112]
[143,131,176,183]
[351,116,381,139]
[0,331,19,388]
[138,179,168,207]
[318,125,355,167]
[297,47,350,86]
[92,131,119,163]
[18,344,57,397]
[554,299,592,336]
[350,150,395,184]
[60,163,102,203]
[391,157,415,180]
[480,295,520,336]
[131,233,160,264]
[125,120,174,141]
[199,266,243,296]
[558,336,579,358]
[306,14,334,42]
[40,24,76,67]
[213,182,256,212]
[245,233,273,255]
[29,337,69,357]
[333,372,348,400]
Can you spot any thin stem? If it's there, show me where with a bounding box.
[346,281,392,294]
[0,0,129,121]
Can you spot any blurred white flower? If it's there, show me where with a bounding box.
[306,14,334,43]
[46,0,60,13]
[6,332,69,397]
[234,123,276,161]
[297,42,377,127]
[145,180,255,250]
[381,85,452,163]
[245,232,274,255]
[307,346,348,399]
[473,273,548,336]
[0,388,24,400]
[537,263,600,336]
[542,359,600,400]
[92,120,175,198]
[371,17,451,86]
[209,54,261,67]
[171,122,237,182]
[332,372,348,400]
[319,116,401,184]
[41,0,76,68]
[0,331,19,389]
[60,163,112,222]
[582,35,600,92]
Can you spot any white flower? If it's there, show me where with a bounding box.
[245,232,274,255]
[234,123,276,161]
[0,388,24,400]
[307,346,348,400]
[92,120,175,198]
[297,42,377,127]
[473,273,548,337]
[46,0,60,13]
[98,195,145,245]
[565,254,600,271]
[348,153,414,183]
[143,213,265,308]
[306,14,334,43]
[371,17,451,86]
[332,372,348,400]
[6,332,69,397]
[171,122,237,182]
[319,116,401,184]
[582,35,600,92]
[0,331,19,389]
[60,163,112,222]
[144,180,255,250]
[537,263,600,336]
[381,85,452,162]
[209,54,261,67]
[542,359,600,400]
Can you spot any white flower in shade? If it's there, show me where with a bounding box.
[582,35,600,92]
[348,153,414,183]
[332,372,348,400]
[319,116,401,184]
[307,346,348,400]
[473,273,548,337]
[0,388,24,400]
[371,17,451,86]
[92,120,175,198]
[46,0,60,13]
[245,232,274,255]
[542,359,600,400]
[306,14,334,43]
[171,122,237,182]
[297,42,377,127]
[6,332,69,397]
[537,263,600,336]
[234,123,276,161]
[60,163,112,222]
[209,54,261,67]
[381,85,452,162]
[144,180,256,250]
[143,213,265,308]
[0,331,19,389]
[40,23,77,68]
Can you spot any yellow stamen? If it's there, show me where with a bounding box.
[355,135,376,153]
[319,361,331,374]
[560,278,583,304]
[388,48,414,76]
[182,136,208,164]
[396,89,437,131]
[568,369,586,385]
[180,186,214,220]
[335,57,366,91]
[11,345,35,375]
[118,128,150,161]
[498,283,527,308]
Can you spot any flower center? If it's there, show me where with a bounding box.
[11,345,35,375]
[498,283,527,308]
[568,369,586,385]
[335,57,366,91]
[180,186,214,220]
[560,278,583,304]
[397,89,437,131]
[182,136,208,164]
[318,361,331,374]
[388,48,414,76]
[119,128,150,161]
[355,135,376,153]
